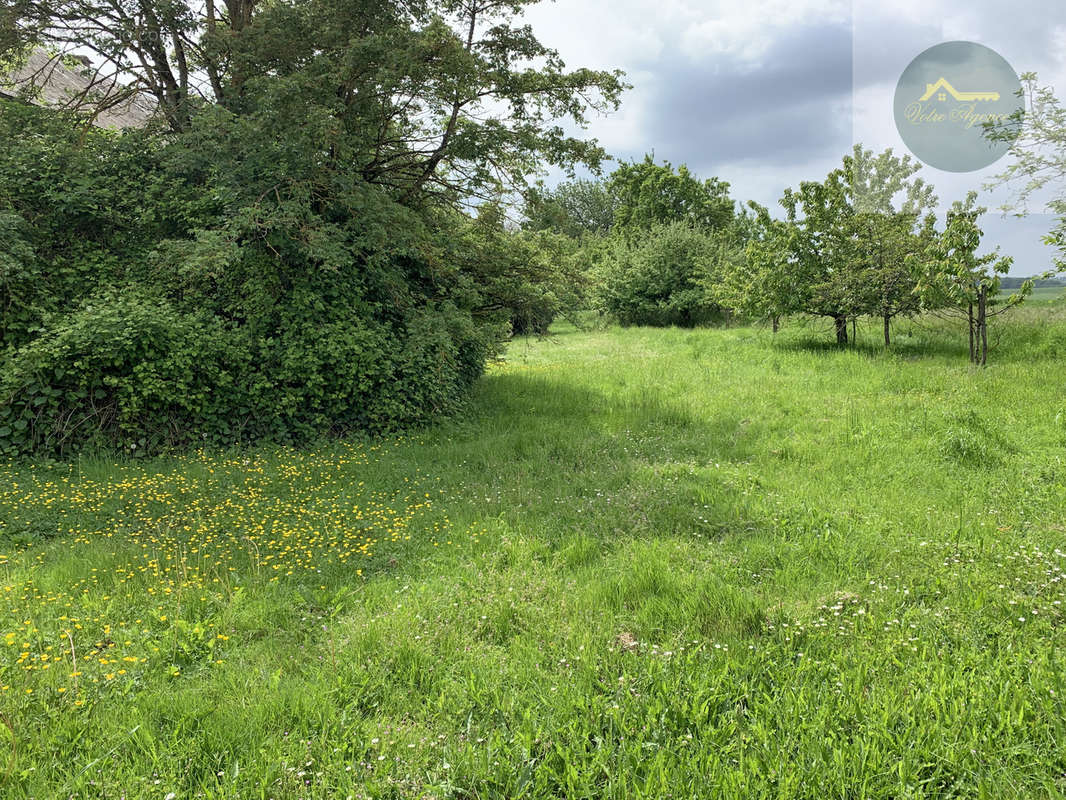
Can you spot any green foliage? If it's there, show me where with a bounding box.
[0,0,624,456]
[571,158,743,329]
[914,194,1014,309]
[911,193,1020,363]
[0,211,37,346]
[844,147,938,344]
[504,232,588,336]
[7,0,626,182]
[0,101,191,349]
[714,202,794,325]
[454,205,589,337]
[0,287,497,457]
[593,223,728,327]
[719,146,943,345]
[0,106,504,456]
[610,155,734,233]
[988,73,1066,276]
[522,178,619,237]
[0,292,243,455]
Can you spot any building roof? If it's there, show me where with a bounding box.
[1,49,155,129]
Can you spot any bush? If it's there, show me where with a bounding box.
[504,231,585,336]
[0,104,508,457]
[0,292,244,455]
[593,223,726,327]
[0,101,203,350]
[450,212,587,338]
[0,290,498,457]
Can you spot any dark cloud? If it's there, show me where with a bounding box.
[635,23,854,173]
[619,3,1058,176]
[539,0,1064,275]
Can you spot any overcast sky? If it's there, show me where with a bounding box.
[522,0,1066,275]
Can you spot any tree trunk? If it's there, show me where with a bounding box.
[834,314,848,345]
[968,303,975,364]
[851,317,857,345]
[977,286,988,366]
[772,315,779,334]
[883,314,891,347]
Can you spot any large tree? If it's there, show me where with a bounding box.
[0,0,628,455]
[3,0,626,202]
[609,155,734,233]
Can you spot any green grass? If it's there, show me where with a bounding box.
[1000,285,1065,304]
[3,307,1066,798]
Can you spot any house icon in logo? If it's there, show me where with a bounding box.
[919,78,1000,103]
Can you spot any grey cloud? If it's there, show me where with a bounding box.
[852,16,944,86]
[544,0,1063,274]
[853,1,1063,85]
[635,23,854,171]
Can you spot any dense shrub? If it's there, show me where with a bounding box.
[448,210,588,337]
[505,232,589,336]
[593,223,728,327]
[0,102,204,350]
[0,292,242,455]
[0,0,624,456]
[0,104,505,456]
[0,290,497,457]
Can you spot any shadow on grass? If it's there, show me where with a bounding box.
[771,311,1066,364]
[376,371,774,564]
[770,331,972,360]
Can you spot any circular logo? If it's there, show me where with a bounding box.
[893,41,1023,172]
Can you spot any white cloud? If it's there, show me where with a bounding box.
[678,0,848,65]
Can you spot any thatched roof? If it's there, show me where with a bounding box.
[1,49,155,129]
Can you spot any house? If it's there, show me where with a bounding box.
[1,49,154,128]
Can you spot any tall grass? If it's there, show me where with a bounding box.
[1,307,1065,798]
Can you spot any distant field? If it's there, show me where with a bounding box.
[2,306,1066,798]
[1000,285,1065,303]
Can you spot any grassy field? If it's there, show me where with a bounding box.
[1027,286,1066,302]
[2,304,1066,798]
[1001,286,1065,304]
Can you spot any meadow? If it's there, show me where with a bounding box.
[2,301,1066,798]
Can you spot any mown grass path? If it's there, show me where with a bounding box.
[2,311,1066,798]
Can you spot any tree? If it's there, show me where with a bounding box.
[609,155,734,233]
[522,178,618,237]
[4,0,626,202]
[586,158,738,328]
[719,147,937,346]
[844,146,938,346]
[911,193,1019,365]
[0,1,629,454]
[986,73,1066,278]
[592,222,724,328]
[460,201,587,336]
[714,203,795,333]
[778,165,861,344]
